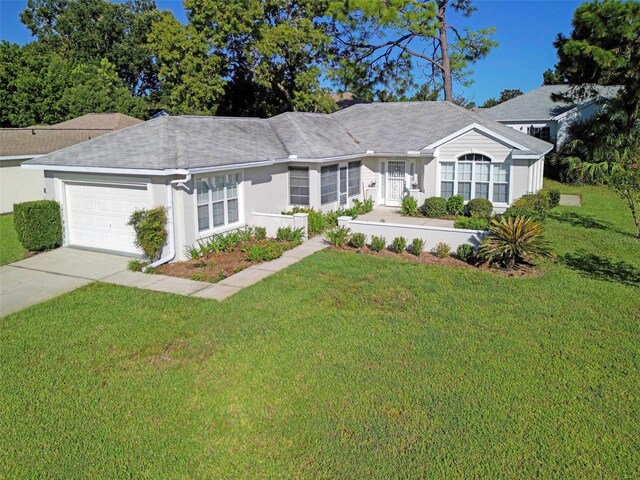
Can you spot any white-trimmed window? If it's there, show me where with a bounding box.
[348,161,361,196]
[289,167,309,206]
[440,154,509,203]
[321,165,338,204]
[196,173,240,232]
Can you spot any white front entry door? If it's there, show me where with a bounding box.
[65,182,150,254]
[385,160,406,206]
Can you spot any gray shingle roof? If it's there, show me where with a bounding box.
[480,85,620,121]
[0,113,143,157]
[25,101,554,171]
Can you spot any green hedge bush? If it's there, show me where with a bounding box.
[465,198,493,218]
[446,194,464,215]
[127,207,168,261]
[423,197,448,217]
[13,200,62,251]
[454,216,490,230]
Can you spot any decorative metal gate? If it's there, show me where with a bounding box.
[386,161,406,206]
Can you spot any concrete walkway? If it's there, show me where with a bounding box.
[0,237,329,316]
[559,194,582,206]
[357,207,455,227]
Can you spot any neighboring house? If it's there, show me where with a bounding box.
[0,113,143,213]
[480,85,619,148]
[23,101,552,260]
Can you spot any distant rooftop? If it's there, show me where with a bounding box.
[0,113,143,157]
[480,85,620,121]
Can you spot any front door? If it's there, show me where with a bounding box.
[386,160,406,206]
[339,166,347,205]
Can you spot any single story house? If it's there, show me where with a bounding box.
[480,84,619,148]
[23,101,553,261]
[0,113,142,213]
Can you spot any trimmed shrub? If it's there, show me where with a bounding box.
[510,192,550,220]
[456,243,475,263]
[446,194,464,215]
[326,226,350,247]
[127,207,168,261]
[254,226,267,240]
[369,235,386,252]
[390,236,407,253]
[547,189,561,208]
[411,238,425,256]
[349,232,366,249]
[454,216,490,230]
[465,198,493,218]
[423,196,448,217]
[13,200,62,251]
[401,195,419,216]
[433,242,451,258]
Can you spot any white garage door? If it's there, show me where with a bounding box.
[65,182,150,254]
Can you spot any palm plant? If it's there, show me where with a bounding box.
[479,216,553,269]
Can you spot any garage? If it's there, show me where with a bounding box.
[65,182,149,254]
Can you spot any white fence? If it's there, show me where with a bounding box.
[338,216,487,251]
[249,212,309,239]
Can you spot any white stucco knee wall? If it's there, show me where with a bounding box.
[250,212,309,239]
[337,216,487,251]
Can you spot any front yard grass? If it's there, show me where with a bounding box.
[0,214,26,265]
[1,181,638,478]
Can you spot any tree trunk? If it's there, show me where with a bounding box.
[437,1,453,102]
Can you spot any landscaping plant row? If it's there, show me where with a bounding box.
[282,198,374,236]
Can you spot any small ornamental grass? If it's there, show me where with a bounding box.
[456,243,475,263]
[401,195,419,216]
[433,242,451,258]
[276,226,304,244]
[479,216,553,269]
[369,235,386,252]
[254,226,267,240]
[390,236,407,253]
[410,238,425,256]
[348,232,366,249]
[326,226,351,247]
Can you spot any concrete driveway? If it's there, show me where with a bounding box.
[0,248,130,317]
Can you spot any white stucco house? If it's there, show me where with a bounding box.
[0,113,142,213]
[480,84,619,148]
[23,101,553,261]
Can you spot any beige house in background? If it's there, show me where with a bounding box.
[0,113,142,213]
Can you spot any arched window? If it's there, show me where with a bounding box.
[440,154,509,203]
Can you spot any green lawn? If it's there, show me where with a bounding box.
[0,214,26,265]
[1,182,638,478]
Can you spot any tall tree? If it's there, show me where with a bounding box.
[542,68,565,85]
[0,41,145,127]
[328,0,497,102]
[185,0,335,117]
[480,89,523,108]
[551,0,640,120]
[147,12,225,115]
[20,0,161,96]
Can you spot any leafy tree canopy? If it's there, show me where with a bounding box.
[328,0,497,102]
[480,89,523,108]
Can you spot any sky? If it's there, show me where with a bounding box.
[0,0,582,104]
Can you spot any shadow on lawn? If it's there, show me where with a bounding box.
[549,210,611,230]
[560,250,640,287]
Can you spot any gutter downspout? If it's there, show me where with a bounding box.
[144,173,192,271]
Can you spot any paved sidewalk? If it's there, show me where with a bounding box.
[1,237,329,316]
[559,194,582,206]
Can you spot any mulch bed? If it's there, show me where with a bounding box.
[332,245,542,278]
[157,239,297,283]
